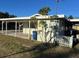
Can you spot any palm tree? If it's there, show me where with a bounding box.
[38,7,51,15]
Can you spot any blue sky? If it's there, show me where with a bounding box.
[0,0,79,17]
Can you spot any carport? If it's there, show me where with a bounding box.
[0,17,31,39]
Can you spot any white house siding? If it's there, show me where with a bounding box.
[22,20,50,42]
[23,23,37,35]
[23,28,37,35]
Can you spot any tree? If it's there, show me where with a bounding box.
[68,15,74,19]
[0,11,16,30]
[38,7,51,28]
[38,7,51,26]
[38,7,51,15]
[9,15,17,18]
[0,11,16,18]
[38,7,51,42]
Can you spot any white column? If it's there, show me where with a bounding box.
[6,21,8,35]
[19,22,20,33]
[2,21,4,33]
[29,20,31,39]
[15,21,17,36]
[37,20,39,41]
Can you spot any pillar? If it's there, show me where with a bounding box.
[15,21,17,36]
[6,21,8,35]
[29,20,31,40]
[2,21,4,33]
[37,20,39,41]
[19,22,20,33]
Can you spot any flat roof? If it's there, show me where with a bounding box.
[0,14,65,21]
[0,16,50,21]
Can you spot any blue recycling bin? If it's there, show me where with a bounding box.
[32,31,37,40]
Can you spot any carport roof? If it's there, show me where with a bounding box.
[0,14,65,21]
[0,15,50,21]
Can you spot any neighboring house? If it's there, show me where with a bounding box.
[69,19,79,39]
[69,19,79,31]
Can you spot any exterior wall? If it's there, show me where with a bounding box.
[23,23,37,35]
[23,28,36,35]
[72,25,79,39]
[23,19,65,43]
[22,20,51,42]
[72,25,79,30]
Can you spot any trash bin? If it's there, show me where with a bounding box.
[32,31,37,40]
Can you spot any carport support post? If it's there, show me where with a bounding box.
[15,21,17,36]
[19,22,20,33]
[2,21,4,33]
[29,20,31,40]
[6,21,8,35]
[37,20,39,41]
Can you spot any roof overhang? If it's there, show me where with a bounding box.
[69,19,79,22]
[0,14,65,21]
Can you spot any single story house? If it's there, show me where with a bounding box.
[0,14,78,48]
[0,14,67,41]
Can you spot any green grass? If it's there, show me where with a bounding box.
[0,34,79,58]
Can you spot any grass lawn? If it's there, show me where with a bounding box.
[0,34,79,58]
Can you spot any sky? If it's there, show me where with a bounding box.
[0,0,79,17]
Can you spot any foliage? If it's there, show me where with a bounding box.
[0,11,16,18]
[38,7,51,15]
[68,15,74,19]
[39,20,46,27]
[31,16,37,20]
[53,15,58,18]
